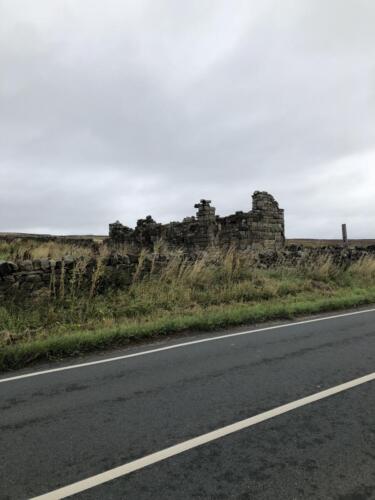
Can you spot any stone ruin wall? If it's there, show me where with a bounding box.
[3,189,375,299]
[109,191,285,251]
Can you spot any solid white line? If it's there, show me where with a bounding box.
[32,371,375,499]
[1,307,375,384]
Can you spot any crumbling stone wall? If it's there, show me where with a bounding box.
[0,257,77,300]
[1,246,375,299]
[0,255,135,300]
[109,191,285,251]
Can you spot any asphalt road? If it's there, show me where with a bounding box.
[1,308,375,499]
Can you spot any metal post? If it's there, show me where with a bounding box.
[342,224,348,246]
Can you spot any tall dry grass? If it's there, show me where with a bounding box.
[349,256,375,282]
[1,244,375,349]
[0,239,95,261]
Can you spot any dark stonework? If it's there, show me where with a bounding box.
[109,191,285,251]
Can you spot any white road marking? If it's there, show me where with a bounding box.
[1,307,375,384]
[32,371,375,499]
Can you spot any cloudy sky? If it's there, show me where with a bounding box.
[1,0,374,238]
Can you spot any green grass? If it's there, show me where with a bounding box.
[1,247,375,372]
[1,286,375,372]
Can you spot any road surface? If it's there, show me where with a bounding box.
[1,307,375,499]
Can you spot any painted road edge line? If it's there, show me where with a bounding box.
[1,307,375,384]
[31,371,375,499]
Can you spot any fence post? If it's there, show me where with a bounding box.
[342,224,348,246]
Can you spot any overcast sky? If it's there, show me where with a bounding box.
[1,0,374,238]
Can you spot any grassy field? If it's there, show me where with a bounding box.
[1,242,375,372]
[288,239,375,248]
[0,238,98,261]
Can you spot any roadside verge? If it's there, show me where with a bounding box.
[1,287,375,372]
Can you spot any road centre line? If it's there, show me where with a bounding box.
[32,370,375,499]
[1,307,375,384]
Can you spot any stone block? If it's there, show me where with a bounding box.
[3,275,16,284]
[63,256,75,269]
[33,259,42,270]
[40,259,50,271]
[0,261,18,276]
[19,260,33,272]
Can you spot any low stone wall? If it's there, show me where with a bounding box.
[0,255,134,300]
[256,245,375,268]
[1,246,375,300]
[0,257,75,300]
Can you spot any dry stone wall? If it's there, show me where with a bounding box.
[2,246,375,300]
[0,257,76,300]
[109,191,285,251]
[0,255,136,300]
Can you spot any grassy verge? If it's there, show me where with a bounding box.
[1,248,375,372]
[1,286,375,372]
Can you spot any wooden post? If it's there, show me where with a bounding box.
[342,224,348,246]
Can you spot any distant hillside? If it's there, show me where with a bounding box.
[0,232,107,242]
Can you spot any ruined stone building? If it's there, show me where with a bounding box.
[109,191,285,251]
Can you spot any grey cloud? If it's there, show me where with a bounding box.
[0,0,374,237]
